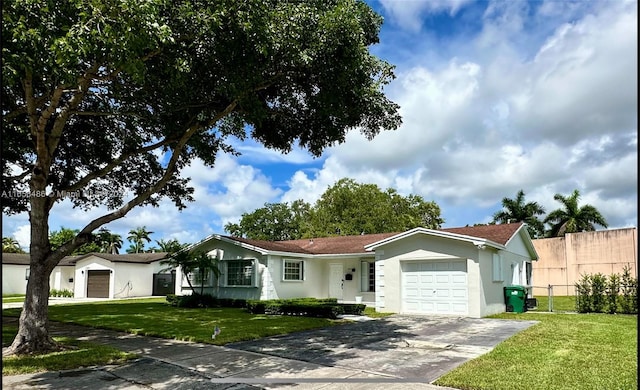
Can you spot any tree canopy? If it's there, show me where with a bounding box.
[49,227,101,254]
[225,178,444,240]
[2,0,401,355]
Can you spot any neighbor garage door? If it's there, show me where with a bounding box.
[402,260,468,315]
[87,270,110,298]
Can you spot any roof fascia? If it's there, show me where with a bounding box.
[508,224,539,260]
[365,227,505,251]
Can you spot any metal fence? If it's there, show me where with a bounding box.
[530,284,577,312]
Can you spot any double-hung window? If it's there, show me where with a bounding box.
[360,261,375,292]
[225,259,254,286]
[283,259,304,281]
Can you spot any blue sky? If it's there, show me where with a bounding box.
[3,0,637,251]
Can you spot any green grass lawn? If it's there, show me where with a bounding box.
[2,295,25,304]
[2,298,341,345]
[2,324,136,376]
[530,295,577,312]
[434,312,638,390]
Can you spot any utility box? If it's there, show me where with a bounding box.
[504,285,527,313]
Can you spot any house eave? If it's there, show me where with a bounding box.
[364,227,506,251]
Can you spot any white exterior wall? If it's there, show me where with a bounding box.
[374,234,488,318]
[50,266,75,292]
[374,232,536,318]
[113,262,155,298]
[2,264,29,295]
[3,264,77,296]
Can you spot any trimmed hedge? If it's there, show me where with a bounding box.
[246,298,365,319]
[165,294,366,318]
[165,293,247,308]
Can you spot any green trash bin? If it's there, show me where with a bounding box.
[504,285,527,313]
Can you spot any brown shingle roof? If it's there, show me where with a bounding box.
[2,252,168,265]
[2,253,78,266]
[440,222,525,246]
[224,223,525,255]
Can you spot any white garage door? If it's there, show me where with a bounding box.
[402,260,468,315]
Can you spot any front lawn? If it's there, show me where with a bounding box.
[2,298,341,345]
[2,324,136,376]
[434,312,637,390]
[2,295,25,304]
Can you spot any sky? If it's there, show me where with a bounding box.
[2,0,638,251]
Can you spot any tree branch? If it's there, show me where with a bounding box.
[48,100,238,266]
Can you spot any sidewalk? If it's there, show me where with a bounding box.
[2,317,459,390]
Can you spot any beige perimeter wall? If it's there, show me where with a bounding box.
[531,228,637,296]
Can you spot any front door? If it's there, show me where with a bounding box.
[329,263,343,299]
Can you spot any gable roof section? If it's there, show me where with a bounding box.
[2,252,169,266]
[199,223,530,257]
[229,232,400,255]
[2,253,79,266]
[74,252,169,264]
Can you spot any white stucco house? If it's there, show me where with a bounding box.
[2,252,172,299]
[176,222,538,318]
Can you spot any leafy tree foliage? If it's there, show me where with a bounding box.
[2,237,25,253]
[225,178,443,240]
[49,227,100,255]
[544,189,608,237]
[225,200,312,240]
[2,0,400,355]
[492,190,546,238]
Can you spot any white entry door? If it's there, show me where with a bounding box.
[329,263,343,299]
[402,260,468,315]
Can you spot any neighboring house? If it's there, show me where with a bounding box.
[2,253,78,295]
[532,227,638,296]
[2,252,171,299]
[176,222,538,318]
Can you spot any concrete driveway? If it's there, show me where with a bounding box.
[3,315,537,389]
[227,315,538,383]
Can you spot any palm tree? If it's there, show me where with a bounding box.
[544,189,608,237]
[2,237,24,253]
[156,239,186,253]
[127,226,154,253]
[159,242,219,295]
[97,228,123,254]
[492,190,546,238]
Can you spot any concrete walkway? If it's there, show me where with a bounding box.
[2,316,463,390]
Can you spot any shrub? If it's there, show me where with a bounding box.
[620,265,637,314]
[166,294,247,309]
[590,273,607,313]
[606,273,620,314]
[245,298,362,319]
[575,274,592,313]
[166,294,178,306]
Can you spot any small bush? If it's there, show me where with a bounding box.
[620,265,638,314]
[590,273,607,313]
[575,274,592,313]
[245,298,362,319]
[606,273,620,314]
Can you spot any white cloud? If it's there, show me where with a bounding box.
[379,0,473,32]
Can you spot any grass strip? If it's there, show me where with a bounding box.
[434,313,637,390]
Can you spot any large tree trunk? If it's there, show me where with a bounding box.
[3,165,62,356]
[4,257,60,356]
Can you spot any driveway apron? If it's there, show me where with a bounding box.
[227,315,538,383]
